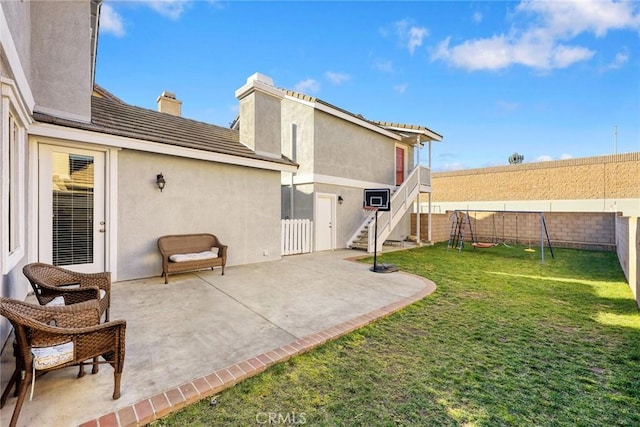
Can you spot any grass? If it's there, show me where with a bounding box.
[152,244,640,426]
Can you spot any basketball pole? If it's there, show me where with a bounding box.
[373,209,379,271]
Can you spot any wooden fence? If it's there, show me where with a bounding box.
[281,219,313,255]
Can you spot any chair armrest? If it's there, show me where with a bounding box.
[10,299,102,330]
[31,319,127,358]
[217,244,228,261]
[75,271,111,293]
[38,285,101,306]
[62,287,101,305]
[35,319,127,336]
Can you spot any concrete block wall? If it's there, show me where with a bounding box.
[411,213,452,243]
[430,152,640,203]
[412,211,617,251]
[616,215,639,307]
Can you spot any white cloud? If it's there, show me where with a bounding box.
[551,44,596,68]
[435,161,466,172]
[294,78,320,94]
[472,12,483,24]
[394,83,408,94]
[535,154,573,162]
[408,26,429,54]
[431,0,640,71]
[325,71,350,85]
[432,32,595,71]
[535,155,553,162]
[373,58,394,73]
[602,50,629,71]
[100,4,125,37]
[517,0,640,37]
[144,0,190,20]
[395,19,429,54]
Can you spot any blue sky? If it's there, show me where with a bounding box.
[96,0,640,171]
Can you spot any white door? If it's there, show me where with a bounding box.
[315,194,335,251]
[39,145,106,273]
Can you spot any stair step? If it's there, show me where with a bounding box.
[349,244,368,251]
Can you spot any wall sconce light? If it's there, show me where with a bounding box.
[156,173,166,192]
[338,195,344,205]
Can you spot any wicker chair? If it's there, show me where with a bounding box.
[23,263,111,322]
[0,297,126,427]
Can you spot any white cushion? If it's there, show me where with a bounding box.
[31,341,74,370]
[169,250,218,263]
[45,296,66,307]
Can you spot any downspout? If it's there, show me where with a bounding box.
[416,135,421,244]
[428,140,432,243]
[290,173,294,218]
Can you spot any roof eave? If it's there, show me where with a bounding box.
[382,126,443,145]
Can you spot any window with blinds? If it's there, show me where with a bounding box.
[51,153,94,266]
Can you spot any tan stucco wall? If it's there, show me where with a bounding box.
[429,153,640,212]
[432,152,639,201]
[117,150,282,281]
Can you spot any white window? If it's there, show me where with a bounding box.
[1,81,27,274]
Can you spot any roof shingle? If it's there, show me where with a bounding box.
[33,95,296,167]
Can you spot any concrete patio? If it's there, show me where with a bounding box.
[1,250,436,427]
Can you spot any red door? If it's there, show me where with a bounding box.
[395,147,405,185]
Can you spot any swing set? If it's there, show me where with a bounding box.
[447,209,555,263]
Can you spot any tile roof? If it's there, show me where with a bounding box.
[282,89,442,141]
[370,120,443,140]
[33,95,296,167]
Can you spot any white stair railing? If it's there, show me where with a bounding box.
[347,166,431,252]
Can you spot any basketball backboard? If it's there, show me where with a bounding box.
[363,188,391,212]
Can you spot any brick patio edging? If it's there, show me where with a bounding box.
[78,279,435,427]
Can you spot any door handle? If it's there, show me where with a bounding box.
[99,221,106,233]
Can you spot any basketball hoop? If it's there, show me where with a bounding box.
[362,205,378,218]
[362,189,398,274]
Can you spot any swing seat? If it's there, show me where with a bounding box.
[472,242,498,249]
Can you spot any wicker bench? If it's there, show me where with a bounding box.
[157,233,227,284]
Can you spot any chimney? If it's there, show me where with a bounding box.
[157,91,182,116]
[235,73,283,159]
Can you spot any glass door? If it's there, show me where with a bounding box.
[39,145,105,272]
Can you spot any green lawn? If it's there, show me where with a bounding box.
[153,244,640,426]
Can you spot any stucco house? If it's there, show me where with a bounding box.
[0,0,297,344]
[1,0,443,346]
[233,73,443,253]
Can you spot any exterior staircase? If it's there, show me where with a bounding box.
[348,165,431,252]
[349,221,372,251]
